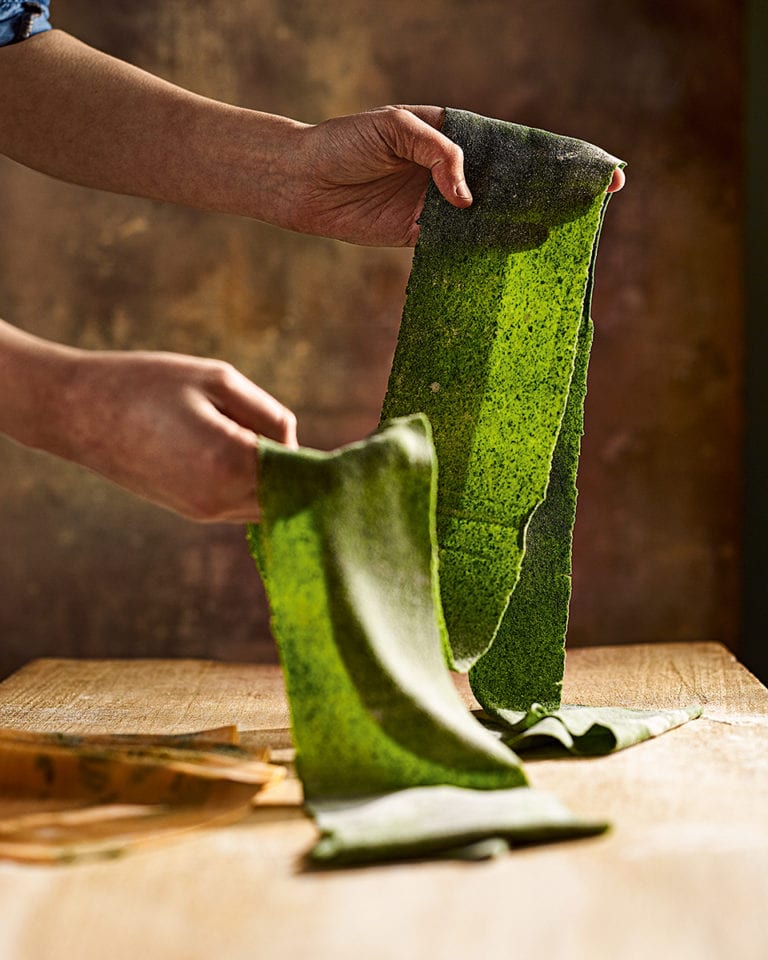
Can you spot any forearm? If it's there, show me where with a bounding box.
[0,319,78,453]
[0,30,308,228]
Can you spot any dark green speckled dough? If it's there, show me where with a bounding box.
[249,415,525,800]
[382,109,621,709]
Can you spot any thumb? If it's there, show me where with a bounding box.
[382,106,473,208]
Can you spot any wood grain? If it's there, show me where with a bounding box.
[0,658,293,751]
[0,643,765,960]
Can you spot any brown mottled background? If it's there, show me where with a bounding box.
[0,0,744,678]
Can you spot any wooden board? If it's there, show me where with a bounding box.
[0,643,765,960]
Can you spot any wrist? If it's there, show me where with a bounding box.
[0,321,83,454]
[213,107,310,228]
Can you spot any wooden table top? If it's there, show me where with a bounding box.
[0,642,765,960]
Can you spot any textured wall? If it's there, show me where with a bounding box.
[0,0,743,677]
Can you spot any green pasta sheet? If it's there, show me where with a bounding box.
[479,704,704,757]
[308,786,608,866]
[381,109,622,680]
[469,256,597,711]
[248,415,526,800]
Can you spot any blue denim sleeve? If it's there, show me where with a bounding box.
[0,2,51,47]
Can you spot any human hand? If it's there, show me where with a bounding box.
[286,105,625,247]
[47,350,296,523]
[285,105,470,247]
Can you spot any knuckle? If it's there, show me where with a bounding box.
[276,407,297,443]
[205,359,238,391]
[281,406,298,431]
[390,105,418,132]
[381,103,405,119]
[390,104,411,119]
[378,105,414,139]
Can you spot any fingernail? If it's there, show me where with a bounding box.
[455,181,472,201]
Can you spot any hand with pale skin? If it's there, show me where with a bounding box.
[0,321,297,522]
[0,30,624,523]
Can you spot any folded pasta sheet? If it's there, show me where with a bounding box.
[478,704,704,756]
[250,415,526,801]
[382,108,621,710]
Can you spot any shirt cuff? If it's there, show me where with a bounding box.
[0,2,52,48]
